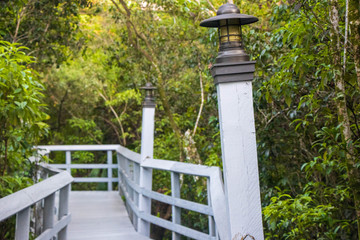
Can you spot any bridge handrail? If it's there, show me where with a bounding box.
[35,144,120,152]
[116,148,229,240]
[142,158,229,239]
[36,145,122,190]
[0,163,73,240]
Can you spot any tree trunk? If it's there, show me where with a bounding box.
[330,2,360,238]
[349,0,360,88]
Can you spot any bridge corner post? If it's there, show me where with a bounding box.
[200,4,264,240]
[138,83,156,237]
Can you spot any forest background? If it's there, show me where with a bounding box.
[0,0,359,239]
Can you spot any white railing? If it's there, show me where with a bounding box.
[36,145,119,191]
[35,144,228,240]
[0,164,73,240]
[117,146,227,240]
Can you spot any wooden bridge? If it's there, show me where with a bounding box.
[0,145,225,240]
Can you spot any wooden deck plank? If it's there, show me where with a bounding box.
[67,191,149,240]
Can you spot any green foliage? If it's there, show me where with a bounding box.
[252,1,360,239]
[61,118,103,144]
[0,41,47,239]
[264,125,356,238]
[0,41,48,177]
[264,189,338,240]
[0,175,33,196]
[0,0,90,68]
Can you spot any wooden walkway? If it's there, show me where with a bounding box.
[67,191,150,240]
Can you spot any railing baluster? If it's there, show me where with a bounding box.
[120,155,125,196]
[207,178,217,238]
[15,207,30,240]
[171,172,181,240]
[43,193,55,232]
[107,151,112,191]
[129,159,135,225]
[125,158,130,196]
[124,158,133,222]
[133,162,140,230]
[117,153,123,196]
[58,184,70,240]
[65,151,71,174]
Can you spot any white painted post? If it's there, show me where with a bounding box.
[171,172,181,240]
[124,158,132,219]
[207,178,217,239]
[15,207,30,240]
[65,151,71,174]
[138,83,156,237]
[58,184,70,240]
[107,151,113,191]
[43,193,55,231]
[117,153,124,197]
[212,62,264,239]
[217,81,264,239]
[133,162,140,230]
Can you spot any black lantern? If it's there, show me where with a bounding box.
[200,3,258,63]
[140,82,156,107]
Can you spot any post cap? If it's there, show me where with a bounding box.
[140,82,156,108]
[140,82,157,91]
[200,3,258,28]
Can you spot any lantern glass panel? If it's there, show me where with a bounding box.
[220,28,229,43]
[218,19,241,43]
[220,26,228,38]
[228,25,241,42]
[220,36,228,43]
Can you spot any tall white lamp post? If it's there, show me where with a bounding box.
[201,4,264,240]
[138,83,156,237]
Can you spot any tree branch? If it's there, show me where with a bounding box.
[99,92,127,146]
[343,0,349,73]
[193,56,204,136]
[13,7,26,43]
[205,0,217,13]
[98,116,122,144]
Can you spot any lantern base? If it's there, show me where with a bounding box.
[219,41,243,52]
[216,48,250,64]
[143,100,156,108]
[211,60,255,85]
